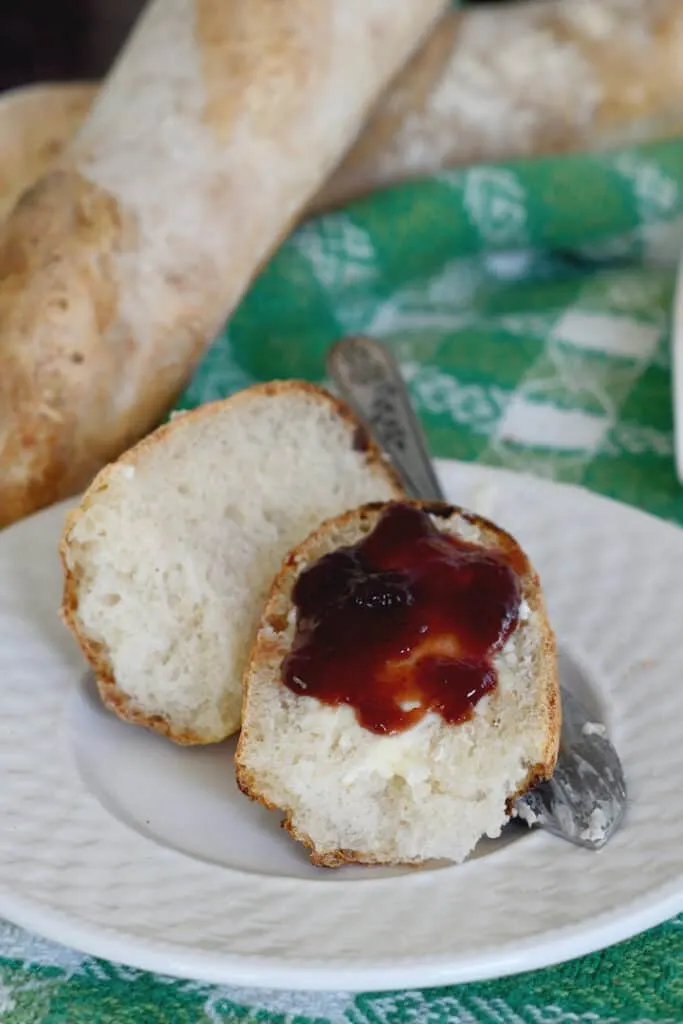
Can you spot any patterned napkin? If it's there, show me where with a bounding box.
[2,136,683,1022]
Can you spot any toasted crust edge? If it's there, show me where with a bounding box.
[236,498,561,867]
[59,380,405,745]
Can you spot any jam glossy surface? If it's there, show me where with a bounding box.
[282,504,523,734]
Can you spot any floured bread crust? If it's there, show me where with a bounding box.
[317,0,683,210]
[2,0,679,529]
[0,0,446,529]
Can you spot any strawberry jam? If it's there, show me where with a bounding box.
[282,503,524,734]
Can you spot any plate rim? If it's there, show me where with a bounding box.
[1,880,682,992]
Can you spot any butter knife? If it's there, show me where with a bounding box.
[327,335,627,850]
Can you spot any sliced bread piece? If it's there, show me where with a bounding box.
[236,500,559,867]
[60,382,404,744]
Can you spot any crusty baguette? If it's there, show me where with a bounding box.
[316,0,683,211]
[7,0,683,222]
[237,500,560,868]
[60,381,404,743]
[0,0,446,530]
[5,1,682,228]
[3,0,680,531]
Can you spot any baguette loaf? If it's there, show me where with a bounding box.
[317,0,683,211]
[5,1,682,228]
[0,0,446,530]
[236,500,559,867]
[60,382,404,743]
[5,0,683,228]
[3,0,681,531]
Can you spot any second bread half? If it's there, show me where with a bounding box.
[60,382,403,743]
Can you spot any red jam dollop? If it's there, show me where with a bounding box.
[282,504,523,734]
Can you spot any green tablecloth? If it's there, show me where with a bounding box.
[3,137,683,1022]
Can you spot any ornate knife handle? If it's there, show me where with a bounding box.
[327,336,445,502]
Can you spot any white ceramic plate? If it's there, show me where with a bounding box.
[1,459,682,992]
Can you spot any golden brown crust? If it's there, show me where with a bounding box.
[0,168,141,530]
[236,498,561,868]
[0,83,97,223]
[0,0,446,530]
[59,380,405,744]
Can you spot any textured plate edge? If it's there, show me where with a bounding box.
[1,881,682,992]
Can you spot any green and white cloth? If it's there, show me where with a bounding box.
[3,135,683,1022]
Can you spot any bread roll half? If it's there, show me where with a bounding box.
[237,500,559,867]
[60,382,404,742]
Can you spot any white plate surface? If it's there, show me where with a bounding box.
[0,460,682,991]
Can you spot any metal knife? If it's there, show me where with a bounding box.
[327,334,627,850]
